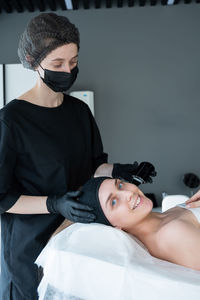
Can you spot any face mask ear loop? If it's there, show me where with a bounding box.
[39,63,44,71]
[37,62,44,78]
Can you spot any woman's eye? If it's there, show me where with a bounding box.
[111,199,117,206]
[54,65,62,68]
[71,61,77,66]
[118,182,123,189]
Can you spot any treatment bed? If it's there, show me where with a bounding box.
[36,212,200,300]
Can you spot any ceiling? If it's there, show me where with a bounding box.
[0,0,199,14]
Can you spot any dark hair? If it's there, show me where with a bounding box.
[18,12,80,70]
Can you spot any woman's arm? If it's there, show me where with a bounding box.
[6,195,49,214]
[6,193,95,225]
[94,163,113,177]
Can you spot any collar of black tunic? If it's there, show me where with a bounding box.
[13,96,65,110]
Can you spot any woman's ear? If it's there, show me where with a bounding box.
[26,54,32,62]
[25,54,35,68]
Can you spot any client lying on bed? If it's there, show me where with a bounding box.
[72,176,200,271]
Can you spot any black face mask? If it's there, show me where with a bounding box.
[39,65,79,93]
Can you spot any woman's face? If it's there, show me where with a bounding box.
[98,179,153,230]
[36,43,78,74]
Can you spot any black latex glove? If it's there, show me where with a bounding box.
[133,161,157,185]
[46,191,96,223]
[112,161,157,185]
[112,162,139,183]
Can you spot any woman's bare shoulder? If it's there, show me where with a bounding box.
[155,219,200,270]
[158,218,190,238]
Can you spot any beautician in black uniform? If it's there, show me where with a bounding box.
[0,13,156,299]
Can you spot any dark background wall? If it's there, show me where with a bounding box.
[0,4,200,204]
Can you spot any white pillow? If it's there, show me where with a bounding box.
[162,195,189,212]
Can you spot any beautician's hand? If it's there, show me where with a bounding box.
[112,161,157,185]
[185,189,200,208]
[46,191,96,223]
[112,162,139,182]
[135,161,157,184]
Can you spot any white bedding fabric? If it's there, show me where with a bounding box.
[162,194,189,212]
[36,223,200,300]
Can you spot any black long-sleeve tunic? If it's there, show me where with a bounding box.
[0,94,107,300]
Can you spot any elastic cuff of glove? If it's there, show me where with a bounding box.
[46,196,57,214]
[112,163,120,178]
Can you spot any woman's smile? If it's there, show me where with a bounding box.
[129,194,141,210]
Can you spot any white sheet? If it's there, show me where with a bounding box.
[162,194,189,212]
[36,223,200,300]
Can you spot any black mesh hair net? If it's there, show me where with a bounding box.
[18,13,80,70]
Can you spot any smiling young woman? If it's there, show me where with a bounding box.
[77,176,200,271]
